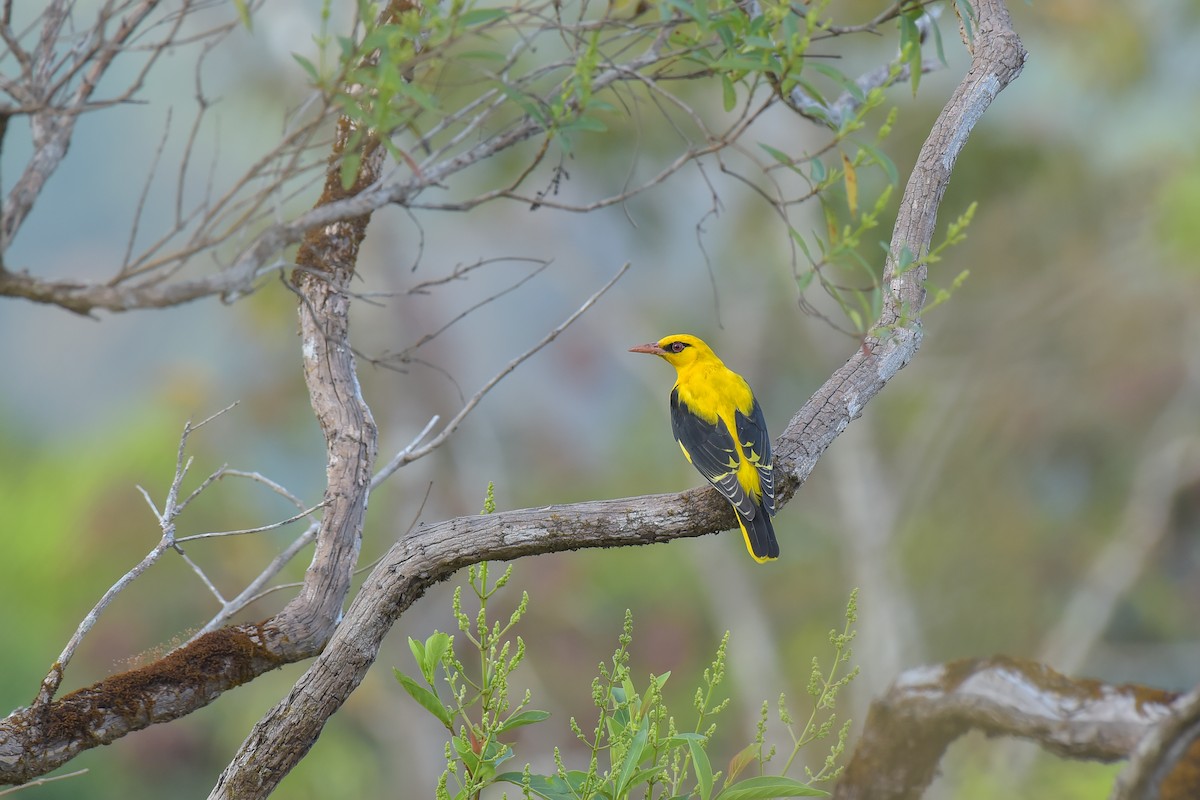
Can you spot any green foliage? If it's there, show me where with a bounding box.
[895,200,978,321]
[780,588,859,784]
[953,0,977,44]
[395,549,860,799]
[288,0,962,331]
[516,614,827,800]
[768,93,923,336]
[393,561,542,799]
[481,480,497,515]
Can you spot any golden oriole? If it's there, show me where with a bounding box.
[630,334,778,562]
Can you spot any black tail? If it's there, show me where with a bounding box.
[736,505,779,563]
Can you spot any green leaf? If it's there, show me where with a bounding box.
[497,83,549,127]
[710,54,769,72]
[423,632,453,683]
[955,0,976,42]
[795,265,816,292]
[453,732,482,776]
[855,140,898,187]
[615,718,651,795]
[674,733,713,800]
[292,53,318,83]
[623,765,667,789]
[811,63,863,103]
[716,24,735,51]
[898,16,921,96]
[661,0,700,20]
[393,667,453,727]
[497,709,552,733]
[232,0,252,30]
[339,151,361,192]
[759,143,793,169]
[809,156,827,183]
[722,75,737,112]
[928,9,948,66]
[408,636,427,680]
[459,7,508,25]
[561,114,608,133]
[715,775,830,799]
[484,740,514,770]
[496,771,588,800]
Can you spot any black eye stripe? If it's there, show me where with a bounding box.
[668,341,688,353]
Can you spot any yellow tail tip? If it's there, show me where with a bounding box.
[737,516,779,563]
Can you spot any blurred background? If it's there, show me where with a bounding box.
[2,0,1199,797]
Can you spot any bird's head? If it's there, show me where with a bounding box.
[628,334,716,370]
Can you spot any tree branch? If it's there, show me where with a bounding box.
[834,657,1179,800]
[1112,686,1200,800]
[774,0,1025,492]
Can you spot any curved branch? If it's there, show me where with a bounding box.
[834,656,1179,800]
[1114,679,1200,798]
[776,0,1025,489]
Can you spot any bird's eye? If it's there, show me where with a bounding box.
[669,341,687,354]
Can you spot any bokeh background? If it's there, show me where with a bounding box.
[2,0,1199,797]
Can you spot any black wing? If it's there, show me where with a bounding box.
[735,397,775,516]
[670,388,757,520]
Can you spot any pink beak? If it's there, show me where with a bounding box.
[629,342,667,355]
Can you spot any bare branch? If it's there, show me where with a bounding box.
[374,259,552,360]
[394,261,631,467]
[0,0,815,315]
[819,0,940,38]
[176,550,227,605]
[834,657,1179,800]
[1,0,185,249]
[194,522,321,638]
[370,415,440,491]
[0,768,88,797]
[218,469,310,512]
[32,534,178,709]
[175,503,326,544]
[32,404,237,707]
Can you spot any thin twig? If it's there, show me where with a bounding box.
[33,404,237,706]
[175,502,326,543]
[203,482,435,627]
[219,469,309,511]
[371,415,440,491]
[397,262,630,467]
[176,550,227,605]
[0,769,89,796]
[194,522,320,637]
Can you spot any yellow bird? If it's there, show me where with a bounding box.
[630,334,778,562]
